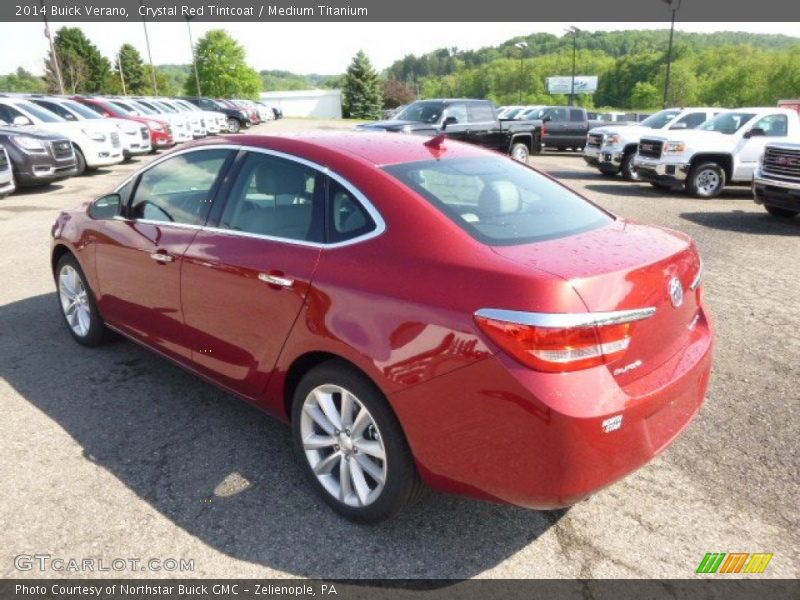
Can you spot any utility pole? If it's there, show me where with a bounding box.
[186,17,201,96]
[139,0,158,94]
[514,42,528,104]
[41,0,64,94]
[118,51,127,95]
[567,27,580,106]
[662,0,683,108]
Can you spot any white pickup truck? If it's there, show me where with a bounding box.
[753,142,800,218]
[584,107,718,180]
[633,107,800,197]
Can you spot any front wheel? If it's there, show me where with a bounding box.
[292,360,424,522]
[765,205,799,218]
[620,151,640,181]
[687,162,725,198]
[227,118,241,134]
[510,142,530,163]
[73,145,87,176]
[55,254,109,346]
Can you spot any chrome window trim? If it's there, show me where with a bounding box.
[474,307,657,329]
[111,143,386,248]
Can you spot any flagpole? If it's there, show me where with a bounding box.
[40,0,64,94]
[139,0,158,94]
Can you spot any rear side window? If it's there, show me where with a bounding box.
[569,109,584,122]
[384,157,612,245]
[467,104,495,123]
[219,152,324,243]
[130,149,232,225]
[327,178,375,243]
[752,114,788,137]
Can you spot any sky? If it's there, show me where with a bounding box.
[0,21,798,76]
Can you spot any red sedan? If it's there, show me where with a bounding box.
[73,96,175,150]
[50,132,713,522]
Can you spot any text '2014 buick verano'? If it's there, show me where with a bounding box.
[51,132,713,522]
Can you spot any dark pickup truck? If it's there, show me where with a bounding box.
[357,99,541,161]
[532,106,607,151]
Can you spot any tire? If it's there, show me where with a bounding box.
[765,205,799,218]
[227,118,241,134]
[55,253,109,347]
[620,151,640,181]
[687,161,725,198]
[73,145,87,176]
[291,360,424,522]
[510,142,530,163]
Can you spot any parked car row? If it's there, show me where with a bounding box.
[0,93,280,199]
[582,102,800,218]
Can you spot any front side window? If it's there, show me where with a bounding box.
[32,100,77,121]
[545,108,568,122]
[395,101,445,124]
[219,152,323,242]
[699,112,756,135]
[129,149,232,225]
[640,109,681,129]
[384,156,611,245]
[672,112,707,129]
[751,114,788,137]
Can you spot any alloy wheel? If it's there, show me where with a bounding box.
[58,265,91,337]
[299,384,388,507]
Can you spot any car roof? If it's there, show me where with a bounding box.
[208,131,491,167]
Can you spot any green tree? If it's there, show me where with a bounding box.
[0,67,47,93]
[115,43,146,94]
[630,81,661,109]
[45,27,110,93]
[342,50,383,119]
[187,29,261,98]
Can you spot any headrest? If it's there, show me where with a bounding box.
[478,181,520,217]
[253,161,310,196]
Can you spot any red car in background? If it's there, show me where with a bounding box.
[50,132,713,522]
[217,98,259,125]
[73,96,175,151]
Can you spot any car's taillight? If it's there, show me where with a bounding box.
[474,308,656,373]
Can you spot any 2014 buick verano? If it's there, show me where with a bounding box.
[51,132,714,522]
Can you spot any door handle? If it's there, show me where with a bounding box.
[258,272,294,288]
[150,251,174,263]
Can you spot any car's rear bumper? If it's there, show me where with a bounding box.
[389,306,714,509]
[753,169,800,210]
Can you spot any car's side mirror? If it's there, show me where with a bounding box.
[88,193,122,220]
[670,122,688,129]
[541,115,552,123]
[744,127,766,138]
[13,116,32,126]
[442,116,458,129]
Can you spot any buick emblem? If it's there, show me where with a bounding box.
[668,277,684,308]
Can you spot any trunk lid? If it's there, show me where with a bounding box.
[491,220,703,383]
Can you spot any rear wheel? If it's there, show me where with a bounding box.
[687,162,725,198]
[291,360,423,522]
[620,151,640,181]
[227,118,241,134]
[510,142,530,163]
[55,254,109,347]
[765,205,799,218]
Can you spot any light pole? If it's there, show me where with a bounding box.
[186,17,201,96]
[567,26,580,106]
[514,42,528,104]
[117,50,127,96]
[139,0,158,94]
[662,0,683,108]
[40,0,64,94]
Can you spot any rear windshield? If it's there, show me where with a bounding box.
[384,157,612,245]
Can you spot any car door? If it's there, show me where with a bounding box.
[566,108,587,147]
[179,150,328,397]
[735,114,789,179]
[542,108,569,147]
[466,103,506,152]
[93,147,235,361]
[441,103,470,142]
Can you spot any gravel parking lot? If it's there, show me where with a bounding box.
[0,119,797,579]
